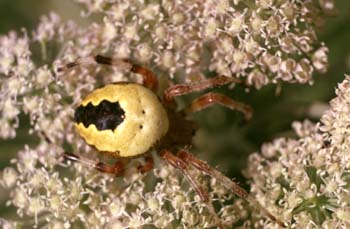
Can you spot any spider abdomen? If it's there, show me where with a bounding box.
[75,83,169,157]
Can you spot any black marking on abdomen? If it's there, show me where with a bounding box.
[75,100,125,131]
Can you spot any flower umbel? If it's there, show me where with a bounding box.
[73,0,329,89]
[246,77,350,227]
[0,0,333,228]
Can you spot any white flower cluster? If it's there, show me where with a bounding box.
[246,77,350,227]
[0,31,33,138]
[0,0,332,139]
[74,0,330,89]
[0,0,334,227]
[1,143,253,228]
[0,12,253,229]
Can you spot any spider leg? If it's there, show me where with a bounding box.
[176,150,285,227]
[187,92,252,120]
[163,75,241,102]
[137,155,154,174]
[57,54,158,91]
[159,150,209,201]
[176,150,248,197]
[159,150,225,228]
[63,152,125,175]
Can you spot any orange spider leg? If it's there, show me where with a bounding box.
[159,149,225,228]
[63,152,125,175]
[129,63,158,91]
[163,75,241,102]
[188,92,252,120]
[176,150,248,198]
[176,150,285,227]
[159,150,209,202]
[57,55,158,91]
[63,152,155,176]
[137,155,154,174]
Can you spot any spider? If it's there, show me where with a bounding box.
[57,54,282,227]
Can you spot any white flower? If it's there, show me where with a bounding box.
[247,77,350,227]
[0,0,334,227]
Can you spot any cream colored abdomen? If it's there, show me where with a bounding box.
[75,83,169,157]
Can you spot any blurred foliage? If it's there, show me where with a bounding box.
[0,0,349,214]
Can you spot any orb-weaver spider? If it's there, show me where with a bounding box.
[57,54,282,227]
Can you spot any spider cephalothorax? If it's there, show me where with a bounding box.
[58,55,283,227]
